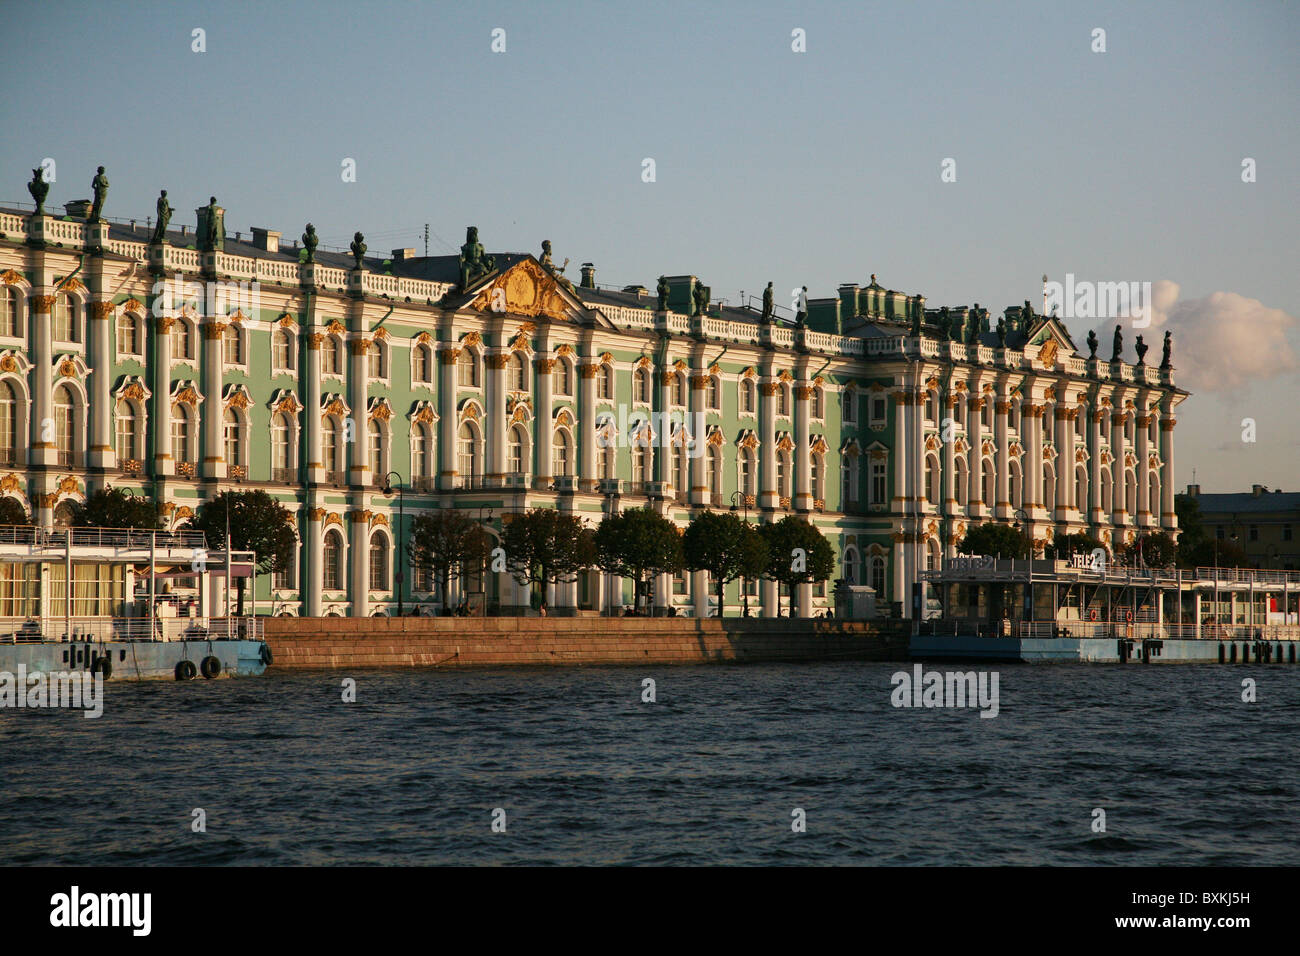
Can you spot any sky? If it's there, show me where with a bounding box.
[1,0,1296,492]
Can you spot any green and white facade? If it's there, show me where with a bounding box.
[0,185,1188,618]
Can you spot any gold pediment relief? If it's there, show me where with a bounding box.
[470,260,570,321]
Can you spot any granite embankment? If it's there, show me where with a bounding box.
[263,616,907,669]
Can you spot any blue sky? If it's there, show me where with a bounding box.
[2,0,1296,490]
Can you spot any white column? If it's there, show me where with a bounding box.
[1136,408,1152,527]
[942,395,957,516]
[966,395,983,516]
[578,360,598,492]
[304,330,324,483]
[348,336,370,487]
[689,368,708,505]
[1160,416,1177,530]
[439,346,459,490]
[994,393,1010,519]
[759,378,778,510]
[87,298,114,469]
[30,291,56,467]
[151,312,174,476]
[349,509,369,617]
[892,389,908,513]
[305,507,323,616]
[535,355,554,488]
[1110,409,1126,526]
[793,382,812,511]
[487,349,507,484]
[201,315,226,479]
[1089,402,1104,525]
[1055,406,1071,523]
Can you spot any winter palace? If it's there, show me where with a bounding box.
[0,169,1187,618]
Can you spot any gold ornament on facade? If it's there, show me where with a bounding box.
[462,404,479,421]
[707,429,726,447]
[325,320,346,336]
[39,493,58,508]
[0,356,15,373]
[470,260,568,321]
[778,370,794,383]
[555,344,575,357]
[415,331,432,345]
[203,322,227,340]
[324,398,347,416]
[90,301,114,320]
[740,366,755,379]
[810,435,828,455]
[156,314,175,333]
[486,353,509,370]
[1039,340,1059,368]
[35,295,57,312]
[776,434,795,452]
[325,512,342,528]
[369,513,390,529]
[226,390,250,410]
[57,358,77,378]
[61,278,86,295]
[440,348,461,365]
[309,508,326,522]
[372,327,390,341]
[759,383,779,396]
[349,509,370,524]
[414,405,437,425]
[370,402,392,422]
[348,338,371,356]
[175,385,199,406]
[0,270,24,286]
[510,406,528,425]
[579,363,599,379]
[634,356,652,369]
[123,383,145,401]
[555,409,574,428]
[672,358,687,371]
[690,375,710,389]
[537,359,557,373]
[274,394,301,414]
[460,330,482,348]
[0,474,20,494]
[795,386,815,399]
[739,433,759,450]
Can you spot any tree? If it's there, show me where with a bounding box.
[0,496,29,525]
[682,510,769,616]
[958,522,1031,559]
[192,490,296,614]
[594,508,683,614]
[1117,531,1177,569]
[1050,530,1105,561]
[757,515,835,616]
[499,508,593,611]
[72,488,163,530]
[406,509,492,613]
[1174,493,1208,568]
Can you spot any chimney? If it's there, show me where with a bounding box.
[580,262,595,288]
[391,248,417,261]
[251,228,281,253]
[1252,484,1266,497]
[1186,484,1199,497]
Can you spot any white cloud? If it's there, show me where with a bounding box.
[1096,281,1298,393]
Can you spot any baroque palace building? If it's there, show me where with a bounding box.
[0,174,1187,618]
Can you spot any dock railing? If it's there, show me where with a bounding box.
[921,619,1300,642]
[0,615,265,644]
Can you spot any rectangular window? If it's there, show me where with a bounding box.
[1249,525,1258,542]
[1284,525,1293,542]
[870,461,887,505]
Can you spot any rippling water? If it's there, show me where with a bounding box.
[1,663,1296,865]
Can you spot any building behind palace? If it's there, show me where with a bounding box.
[1185,484,1298,570]
[0,170,1188,618]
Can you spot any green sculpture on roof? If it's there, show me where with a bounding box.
[1160,330,1172,369]
[302,223,318,263]
[27,168,49,216]
[996,316,1006,347]
[693,281,708,316]
[1087,329,1098,359]
[458,226,495,290]
[88,166,109,222]
[657,275,670,312]
[151,190,171,244]
[1111,324,1122,362]
[350,231,367,269]
[761,282,774,322]
[1134,334,1147,366]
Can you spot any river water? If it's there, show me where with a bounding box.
[1,663,1296,865]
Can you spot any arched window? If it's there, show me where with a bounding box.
[54,500,76,529]
[368,341,387,380]
[117,313,139,355]
[598,445,615,480]
[955,458,968,507]
[413,343,433,384]
[1075,465,1089,511]
[1075,407,1086,439]
[982,399,993,430]
[843,547,860,585]
[54,293,78,342]
[171,320,194,361]
[553,429,570,477]
[457,349,478,387]
[740,448,756,498]
[741,379,756,415]
[633,367,651,404]
[1008,402,1020,431]
[1044,463,1056,514]
[223,408,243,467]
[841,388,856,423]
[811,452,824,501]
[1149,473,1161,517]
[171,402,193,464]
[870,555,886,595]
[222,325,242,365]
[320,336,339,375]
[553,359,572,396]
[707,375,721,410]
[1101,470,1113,515]
[924,392,938,423]
[598,364,614,400]
[1125,470,1137,515]
[273,544,297,591]
[458,421,480,486]
[507,425,526,474]
[0,381,18,465]
[0,288,19,337]
[368,419,385,477]
[270,413,291,480]
[777,451,790,499]
[671,442,686,493]
[272,329,293,372]
[982,459,995,506]
[321,415,342,482]
[53,385,76,466]
[509,352,527,392]
[1009,460,1022,510]
[840,456,854,506]
[323,531,343,591]
[370,534,390,591]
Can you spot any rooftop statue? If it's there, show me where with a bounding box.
[1087,329,1098,359]
[996,316,1006,347]
[966,308,980,344]
[761,282,774,322]
[27,168,49,216]
[200,197,223,253]
[1160,330,1172,369]
[910,302,921,336]
[693,281,708,316]
[795,285,808,326]
[1111,324,1123,362]
[151,190,171,244]
[350,231,367,269]
[302,223,318,262]
[539,240,573,291]
[656,275,670,312]
[88,166,109,222]
[1134,334,1148,366]
[458,226,495,290]
[937,306,952,340]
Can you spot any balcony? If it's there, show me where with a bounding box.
[324,469,344,485]
[271,467,296,484]
[228,465,248,482]
[176,461,197,479]
[412,476,436,492]
[121,458,143,477]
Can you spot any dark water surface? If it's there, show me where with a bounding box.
[2,663,1296,865]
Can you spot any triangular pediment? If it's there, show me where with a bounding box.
[1026,315,1078,356]
[466,258,601,325]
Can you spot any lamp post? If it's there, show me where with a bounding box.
[730,490,750,617]
[382,471,405,616]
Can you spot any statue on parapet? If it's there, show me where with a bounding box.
[350,231,367,269]
[656,275,670,312]
[795,286,808,326]
[150,190,172,244]
[458,226,495,290]
[996,316,1006,347]
[539,240,573,291]
[300,223,318,262]
[937,307,951,340]
[761,282,774,322]
[27,169,49,216]
[693,281,708,316]
[1160,330,1172,369]
[1087,329,1098,359]
[1111,324,1123,362]
[88,166,109,222]
[1134,334,1148,366]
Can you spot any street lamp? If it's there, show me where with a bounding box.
[382,471,405,616]
[730,490,751,617]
